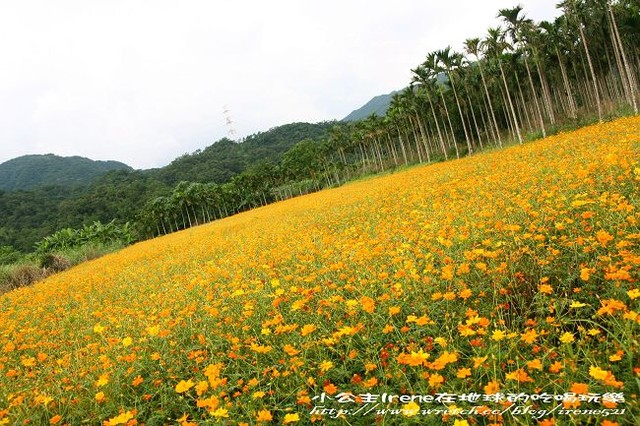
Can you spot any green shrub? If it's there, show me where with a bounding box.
[0,246,22,265]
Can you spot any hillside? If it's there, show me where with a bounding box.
[0,154,132,191]
[0,122,335,251]
[342,91,396,121]
[152,121,336,185]
[0,117,637,424]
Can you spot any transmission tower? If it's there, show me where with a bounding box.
[222,105,237,141]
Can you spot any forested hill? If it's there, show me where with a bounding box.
[153,121,336,185]
[0,121,335,252]
[0,154,132,191]
[342,92,395,121]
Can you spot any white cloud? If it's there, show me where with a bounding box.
[0,0,561,169]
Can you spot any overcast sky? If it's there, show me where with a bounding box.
[0,0,561,169]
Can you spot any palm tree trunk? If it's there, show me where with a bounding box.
[556,46,577,118]
[394,127,409,165]
[409,117,423,163]
[499,60,522,143]
[477,60,502,147]
[414,114,431,162]
[523,55,546,137]
[467,94,483,150]
[578,23,603,121]
[439,88,460,158]
[427,93,447,160]
[609,3,638,113]
[448,72,473,154]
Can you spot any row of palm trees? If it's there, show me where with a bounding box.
[137,0,639,238]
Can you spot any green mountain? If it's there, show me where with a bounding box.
[0,154,132,191]
[342,91,396,122]
[0,121,335,252]
[153,121,336,185]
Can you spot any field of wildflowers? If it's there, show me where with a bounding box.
[0,117,638,425]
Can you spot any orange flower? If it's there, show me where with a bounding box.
[300,324,317,336]
[570,383,588,394]
[456,368,471,378]
[428,373,444,387]
[256,410,273,422]
[521,329,539,344]
[596,230,614,246]
[360,296,375,313]
[484,380,500,394]
[323,383,338,394]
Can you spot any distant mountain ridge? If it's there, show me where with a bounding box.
[342,91,396,122]
[0,154,132,191]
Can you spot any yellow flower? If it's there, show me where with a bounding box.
[211,408,229,418]
[175,379,195,393]
[402,401,420,417]
[627,288,640,300]
[589,366,608,381]
[93,324,105,334]
[491,329,506,341]
[433,337,447,347]
[95,392,105,403]
[283,413,300,424]
[559,332,575,344]
[526,359,543,370]
[104,411,134,426]
[250,344,273,354]
[122,337,133,347]
[319,360,334,372]
[95,374,109,387]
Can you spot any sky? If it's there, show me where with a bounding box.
[0,1,562,170]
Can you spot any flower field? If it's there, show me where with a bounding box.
[1,117,639,425]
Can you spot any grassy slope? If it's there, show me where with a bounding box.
[0,117,638,425]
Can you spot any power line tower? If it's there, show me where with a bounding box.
[222,105,237,141]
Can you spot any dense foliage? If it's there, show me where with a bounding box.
[0,118,637,424]
[0,154,131,191]
[34,221,135,256]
